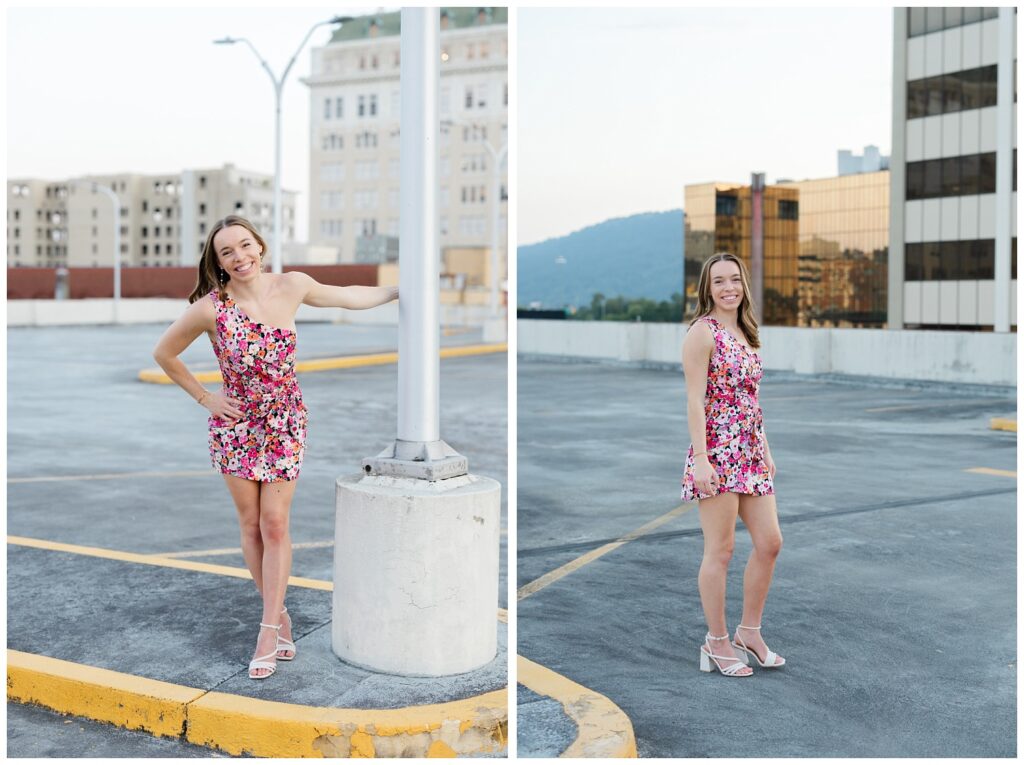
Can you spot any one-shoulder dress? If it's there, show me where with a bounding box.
[680,315,774,501]
[207,290,308,482]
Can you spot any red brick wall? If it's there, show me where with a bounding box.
[8,265,379,300]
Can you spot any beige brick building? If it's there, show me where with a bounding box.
[6,164,297,268]
[302,7,508,281]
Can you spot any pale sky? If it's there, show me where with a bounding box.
[7,5,391,244]
[518,7,894,245]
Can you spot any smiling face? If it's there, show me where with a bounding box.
[213,225,263,283]
[708,258,744,314]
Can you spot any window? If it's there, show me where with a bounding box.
[142,244,148,255]
[778,200,798,220]
[369,94,378,116]
[715,194,738,216]
[142,200,148,212]
[465,86,474,109]
[324,98,331,120]
[142,226,148,238]
[335,97,343,119]
[358,95,366,117]
[199,203,206,215]
[155,244,161,255]
[905,239,995,280]
[199,176,206,189]
[476,83,487,108]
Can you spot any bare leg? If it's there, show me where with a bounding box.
[250,479,298,676]
[222,475,264,595]
[697,492,750,674]
[736,493,784,665]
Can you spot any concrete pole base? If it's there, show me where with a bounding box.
[333,473,501,676]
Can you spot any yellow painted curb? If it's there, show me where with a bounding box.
[8,650,507,758]
[990,417,1017,432]
[138,343,508,384]
[7,650,204,738]
[517,655,637,758]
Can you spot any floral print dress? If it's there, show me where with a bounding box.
[680,316,774,501]
[207,290,308,482]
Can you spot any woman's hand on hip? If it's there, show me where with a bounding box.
[693,457,720,496]
[765,452,777,478]
[205,391,245,424]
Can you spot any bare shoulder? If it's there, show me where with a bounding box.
[274,270,314,299]
[684,319,714,349]
[183,292,216,331]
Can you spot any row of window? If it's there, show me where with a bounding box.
[907,65,998,119]
[905,151,1017,199]
[904,237,1018,280]
[907,7,1000,38]
[715,194,800,221]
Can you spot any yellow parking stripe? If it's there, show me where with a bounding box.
[9,469,217,484]
[965,467,1016,478]
[517,503,693,601]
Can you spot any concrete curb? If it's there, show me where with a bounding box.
[139,343,508,384]
[990,417,1017,432]
[517,655,637,758]
[8,649,507,758]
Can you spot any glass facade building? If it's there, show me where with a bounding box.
[777,171,890,327]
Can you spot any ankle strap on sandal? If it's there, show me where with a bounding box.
[737,624,762,630]
[259,622,282,631]
[705,631,730,641]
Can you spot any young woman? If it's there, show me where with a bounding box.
[152,215,398,679]
[679,252,784,677]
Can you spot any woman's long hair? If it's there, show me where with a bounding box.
[187,215,268,304]
[690,252,761,349]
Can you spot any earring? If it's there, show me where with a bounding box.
[218,269,227,284]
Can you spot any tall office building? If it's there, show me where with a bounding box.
[303,8,508,269]
[6,164,297,269]
[890,7,1016,330]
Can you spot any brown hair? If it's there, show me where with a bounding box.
[690,252,761,349]
[187,215,268,304]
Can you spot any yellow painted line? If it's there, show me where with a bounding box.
[517,503,694,602]
[517,655,636,758]
[990,417,1017,432]
[8,649,507,758]
[8,469,217,484]
[139,343,508,384]
[7,535,331,591]
[497,608,508,624]
[156,540,334,559]
[965,467,1017,478]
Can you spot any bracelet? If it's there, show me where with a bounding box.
[196,390,211,407]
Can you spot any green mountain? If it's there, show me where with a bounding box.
[517,210,684,309]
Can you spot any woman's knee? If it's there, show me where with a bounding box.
[704,538,735,568]
[259,511,290,543]
[755,533,783,559]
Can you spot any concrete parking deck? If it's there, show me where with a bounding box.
[517,357,1016,758]
[7,323,508,758]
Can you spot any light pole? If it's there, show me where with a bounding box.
[71,180,121,318]
[442,119,507,318]
[214,15,351,274]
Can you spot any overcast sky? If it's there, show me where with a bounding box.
[7,4,389,243]
[518,7,894,245]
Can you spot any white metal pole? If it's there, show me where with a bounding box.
[272,82,283,274]
[398,7,440,444]
[486,142,507,318]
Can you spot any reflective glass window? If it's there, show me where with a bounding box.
[909,7,927,36]
[968,239,994,279]
[905,243,923,280]
[942,156,961,196]
[922,241,943,279]
[979,153,996,193]
[926,7,945,32]
[940,241,960,279]
[923,159,942,198]
[1013,237,1017,280]
[907,78,929,118]
[715,194,738,216]
[943,72,962,113]
[963,6,982,24]
[961,67,983,110]
[944,7,962,28]
[978,65,998,107]
[926,75,944,115]
[907,161,924,199]
[982,7,999,20]
[960,153,981,195]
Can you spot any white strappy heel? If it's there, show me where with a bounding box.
[732,623,786,668]
[277,607,296,661]
[699,632,753,677]
[249,622,281,679]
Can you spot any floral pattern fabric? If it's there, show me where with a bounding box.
[680,316,774,501]
[207,290,307,482]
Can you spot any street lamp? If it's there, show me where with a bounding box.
[441,119,507,318]
[214,15,351,274]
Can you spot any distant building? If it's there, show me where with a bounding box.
[684,178,800,325]
[6,164,297,269]
[838,145,890,175]
[303,7,508,282]
[686,170,890,328]
[778,171,890,327]
[890,6,1017,330]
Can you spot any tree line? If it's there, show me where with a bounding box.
[572,292,684,323]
